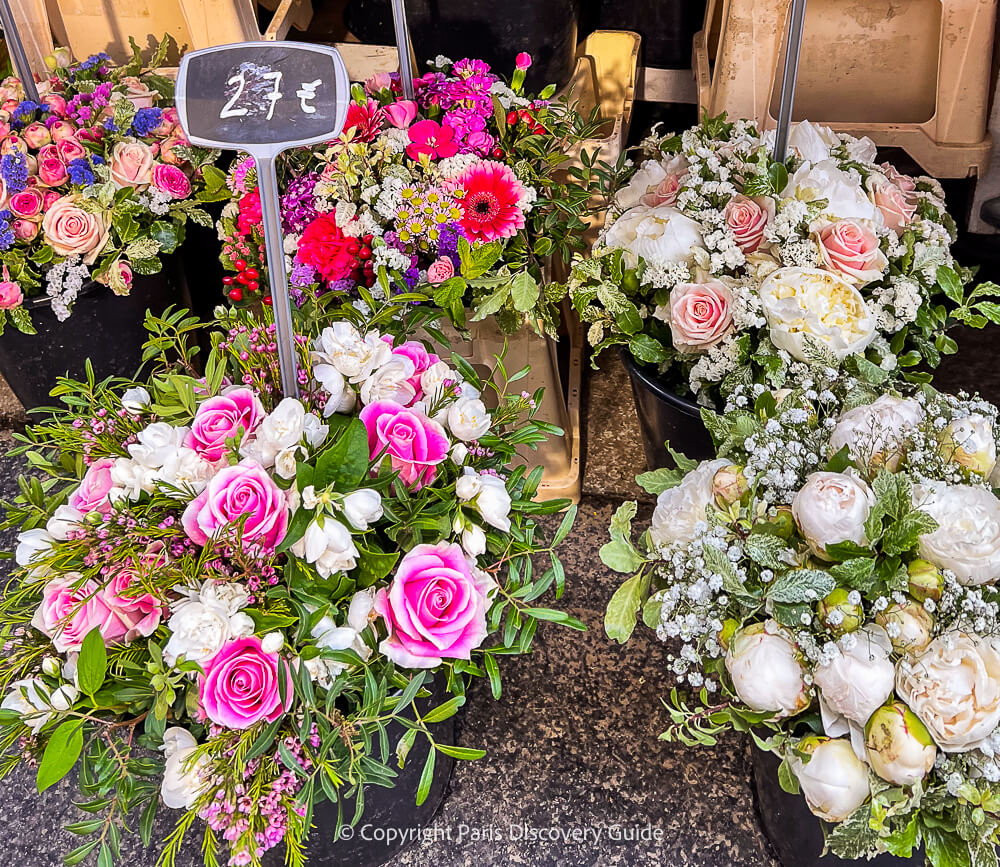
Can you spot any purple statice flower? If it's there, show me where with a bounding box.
[66,158,95,186]
[326,278,355,293]
[402,255,421,290]
[0,210,14,251]
[130,107,162,137]
[383,230,409,253]
[280,171,319,233]
[1,152,28,194]
[436,222,466,268]
[103,119,119,133]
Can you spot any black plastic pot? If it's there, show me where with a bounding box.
[345,0,580,92]
[752,748,920,866]
[293,675,456,867]
[0,273,177,410]
[620,349,714,470]
[591,0,706,69]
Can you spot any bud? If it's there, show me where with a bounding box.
[44,47,72,70]
[790,735,870,822]
[816,588,863,636]
[865,702,936,786]
[875,598,933,654]
[41,657,60,678]
[938,414,996,477]
[713,465,749,507]
[725,621,810,718]
[907,559,943,602]
[772,506,795,539]
[718,618,739,651]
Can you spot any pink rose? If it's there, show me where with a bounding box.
[120,76,157,110]
[426,256,455,285]
[37,156,67,187]
[41,189,60,209]
[11,219,37,241]
[109,140,154,189]
[374,542,491,667]
[359,400,450,490]
[100,569,164,642]
[668,280,735,353]
[69,457,115,514]
[159,136,188,167]
[42,93,67,117]
[724,194,773,253]
[0,121,12,139]
[0,278,22,308]
[21,122,50,148]
[880,162,917,196]
[98,260,133,291]
[151,163,192,199]
[31,576,122,652]
[199,637,292,729]
[56,137,87,164]
[385,100,418,129]
[41,194,109,263]
[817,219,889,284]
[185,388,265,461]
[392,340,441,402]
[9,187,43,219]
[869,175,916,232]
[37,143,58,163]
[49,120,77,142]
[0,134,25,155]
[181,459,289,549]
[365,72,393,94]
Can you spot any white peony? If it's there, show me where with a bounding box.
[649,459,729,550]
[760,267,877,362]
[828,394,923,472]
[120,386,150,414]
[456,470,511,532]
[311,322,393,383]
[290,516,359,579]
[896,633,1000,752]
[790,736,871,822]
[360,355,417,406]
[1,678,78,734]
[602,204,704,269]
[912,482,1000,586]
[725,621,810,718]
[614,154,688,210]
[782,159,882,226]
[814,625,895,734]
[160,727,209,810]
[792,471,874,558]
[939,414,997,477]
[340,489,383,531]
[447,396,491,441]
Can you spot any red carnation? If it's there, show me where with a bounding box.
[297,214,359,283]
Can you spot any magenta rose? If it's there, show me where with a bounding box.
[181,459,289,549]
[31,575,123,652]
[99,569,164,641]
[21,121,50,148]
[0,278,22,309]
[359,400,450,490]
[56,137,87,164]
[668,280,735,353]
[37,156,68,187]
[9,188,43,220]
[391,340,440,402]
[184,387,265,461]
[426,256,455,285]
[199,636,292,729]
[374,542,492,668]
[869,175,916,232]
[724,194,772,253]
[69,457,115,515]
[151,163,192,199]
[817,219,889,284]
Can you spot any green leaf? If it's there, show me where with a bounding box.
[313,418,370,490]
[77,627,107,695]
[63,842,99,866]
[826,806,880,860]
[434,744,486,761]
[936,265,964,305]
[881,509,938,557]
[768,161,789,193]
[422,696,465,724]
[777,757,799,794]
[510,271,540,313]
[551,505,577,547]
[415,748,436,806]
[599,537,644,573]
[604,572,649,643]
[149,220,180,254]
[356,545,400,588]
[745,533,787,570]
[628,334,668,364]
[766,569,834,604]
[883,814,920,858]
[924,826,972,867]
[635,467,685,494]
[37,720,84,792]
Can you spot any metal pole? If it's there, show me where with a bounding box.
[254,155,300,399]
[772,0,807,163]
[390,0,415,100]
[0,0,39,103]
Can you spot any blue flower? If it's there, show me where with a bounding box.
[103,119,119,133]
[12,100,39,120]
[0,211,15,251]
[130,107,163,138]
[67,158,95,186]
[0,152,28,194]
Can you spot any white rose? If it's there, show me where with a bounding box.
[896,633,1000,752]
[792,471,874,558]
[243,398,306,467]
[45,504,84,542]
[864,702,936,787]
[110,457,155,500]
[1,678,68,734]
[787,121,840,163]
[912,482,1000,586]
[602,205,704,269]
[760,267,877,362]
[451,442,468,465]
[160,727,209,810]
[313,363,357,418]
[121,386,150,415]
[360,355,417,406]
[814,626,895,732]
[614,154,688,210]
[790,736,870,822]
[229,611,255,637]
[302,413,329,448]
[290,517,359,578]
[448,396,490,441]
[649,458,729,550]
[456,470,511,532]
[273,447,299,480]
[420,360,458,403]
[725,621,810,718]
[129,422,188,468]
[939,414,997,477]
[341,489,383,531]
[782,159,882,226]
[461,523,487,557]
[311,323,392,382]
[829,394,923,472]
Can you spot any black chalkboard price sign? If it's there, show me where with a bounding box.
[175,42,350,398]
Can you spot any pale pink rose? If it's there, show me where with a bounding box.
[37,156,67,187]
[365,72,393,93]
[392,340,440,403]
[151,163,192,199]
[100,568,165,641]
[668,280,736,353]
[359,400,450,490]
[199,636,292,729]
[374,541,491,668]
[0,134,25,155]
[181,459,289,549]
[817,219,889,284]
[41,195,109,264]
[385,100,418,129]
[185,388,265,461]
[120,76,157,110]
[109,140,154,189]
[9,188,43,220]
[31,576,123,652]
[21,122,50,149]
[37,143,58,163]
[41,190,60,209]
[869,175,916,232]
[56,137,87,164]
[0,121,11,139]
[879,162,917,197]
[0,279,22,308]
[724,194,773,253]
[159,136,188,167]
[0,98,18,114]
[69,457,115,514]
[641,174,682,208]
[426,256,454,285]
[42,93,67,117]
[11,219,36,241]
[49,120,77,142]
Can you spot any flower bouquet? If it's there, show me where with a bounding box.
[602,372,1000,865]
[569,115,998,407]
[0,299,580,866]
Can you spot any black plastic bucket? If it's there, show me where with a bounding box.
[592,0,706,68]
[0,273,177,410]
[619,349,714,470]
[345,0,580,92]
[752,748,920,866]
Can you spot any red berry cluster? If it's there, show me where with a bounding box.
[222,258,261,303]
[351,233,376,287]
[505,104,547,136]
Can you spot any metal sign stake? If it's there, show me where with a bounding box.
[390,0,416,100]
[772,0,807,163]
[0,0,40,103]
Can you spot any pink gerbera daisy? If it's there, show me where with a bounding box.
[456,160,526,243]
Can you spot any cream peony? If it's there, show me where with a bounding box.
[649,458,729,550]
[912,482,1000,586]
[787,121,841,164]
[864,702,936,787]
[938,414,997,477]
[814,625,895,730]
[602,204,704,269]
[828,394,923,472]
[725,621,810,718]
[789,736,871,822]
[782,159,882,226]
[760,267,876,362]
[896,633,1000,752]
[792,471,874,558]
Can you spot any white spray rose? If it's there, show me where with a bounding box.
[1,678,78,734]
[199,580,250,615]
[790,736,871,822]
[260,632,284,654]
[792,471,874,558]
[782,159,882,226]
[121,386,150,414]
[273,447,299,480]
[163,581,250,664]
[311,323,392,383]
[814,626,895,732]
[828,394,923,472]
[419,360,457,403]
[448,396,491,441]
[456,470,511,532]
[46,504,84,541]
[864,702,936,787]
[242,398,306,467]
[308,590,376,685]
[939,414,997,477]
[360,355,417,406]
[129,422,188,468]
[313,363,357,418]
[602,204,704,269]
[302,413,329,448]
[341,489,383,531]
[650,459,730,550]
[896,633,1000,752]
[912,482,1000,586]
[290,516,359,579]
[160,727,209,810]
[461,523,487,558]
[725,621,810,718]
[156,447,215,496]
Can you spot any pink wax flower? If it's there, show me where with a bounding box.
[723,194,773,254]
[406,120,459,161]
[37,156,68,187]
[817,219,889,284]
[385,100,418,129]
[359,400,450,490]
[9,187,43,220]
[100,569,165,642]
[374,542,492,668]
[345,98,385,143]
[199,636,292,729]
[667,281,736,353]
[185,387,265,461]
[32,576,122,652]
[151,163,192,199]
[21,121,50,148]
[426,256,455,285]
[456,160,526,243]
[181,459,289,549]
[69,456,116,514]
[391,341,441,402]
[515,52,532,71]
[56,137,87,164]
